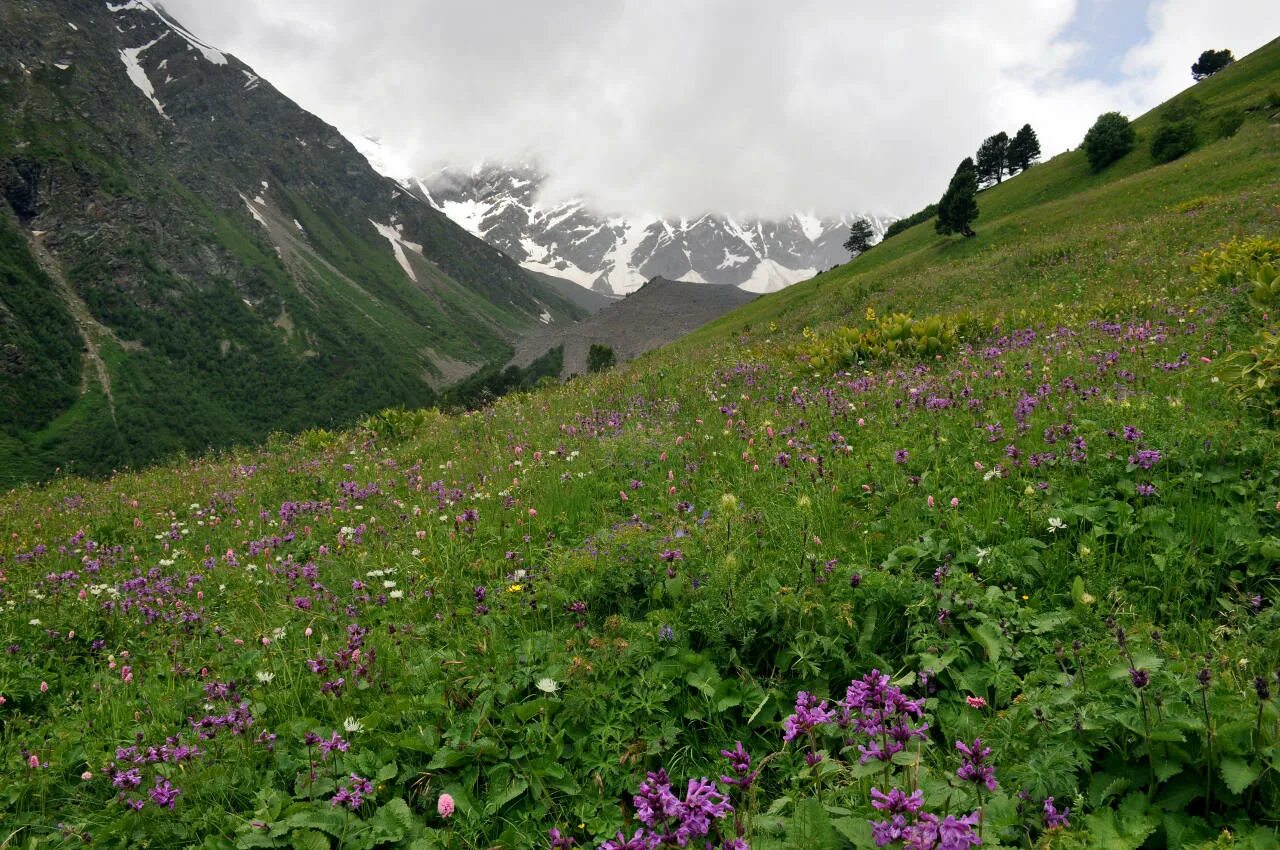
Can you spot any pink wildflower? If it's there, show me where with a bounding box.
[437,793,455,818]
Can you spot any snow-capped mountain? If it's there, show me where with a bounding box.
[352,145,893,295]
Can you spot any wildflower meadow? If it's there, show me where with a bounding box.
[3,43,1280,850]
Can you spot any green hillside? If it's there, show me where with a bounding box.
[0,35,1278,850]
[0,0,584,488]
[690,36,1280,346]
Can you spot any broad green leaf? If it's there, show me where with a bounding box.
[1220,756,1261,794]
[290,830,330,850]
[965,622,1004,663]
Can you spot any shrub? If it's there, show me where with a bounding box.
[1214,111,1245,139]
[1082,112,1136,172]
[883,203,937,240]
[1192,236,1280,288]
[587,343,616,373]
[1150,121,1197,163]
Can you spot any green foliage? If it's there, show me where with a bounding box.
[441,345,564,410]
[882,203,936,241]
[935,157,979,238]
[1214,111,1245,139]
[1191,236,1280,290]
[0,218,81,433]
[975,131,1010,186]
[1083,112,1137,172]
[2,24,1280,850]
[1151,120,1198,163]
[792,309,985,369]
[842,218,876,255]
[1006,123,1042,174]
[1193,48,1235,80]
[587,343,616,373]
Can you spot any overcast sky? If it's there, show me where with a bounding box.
[162,0,1277,218]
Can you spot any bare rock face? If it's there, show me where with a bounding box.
[400,162,894,295]
[509,277,757,378]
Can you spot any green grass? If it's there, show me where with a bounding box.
[0,33,1278,850]
[689,37,1280,347]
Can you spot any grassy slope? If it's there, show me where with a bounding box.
[686,37,1280,346]
[0,39,1278,850]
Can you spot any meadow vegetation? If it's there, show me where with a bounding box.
[1,36,1278,850]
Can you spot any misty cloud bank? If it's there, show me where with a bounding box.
[162,0,1277,217]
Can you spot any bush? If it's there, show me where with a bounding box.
[883,203,936,240]
[1150,121,1197,163]
[1082,112,1136,172]
[587,343,616,373]
[1214,112,1245,139]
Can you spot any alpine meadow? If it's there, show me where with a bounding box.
[2,6,1280,850]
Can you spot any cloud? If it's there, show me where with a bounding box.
[160,0,1278,217]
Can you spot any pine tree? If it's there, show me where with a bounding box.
[1006,124,1041,174]
[842,218,876,255]
[974,132,1009,186]
[935,157,979,238]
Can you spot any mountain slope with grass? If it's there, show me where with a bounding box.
[0,33,1278,850]
[0,0,584,488]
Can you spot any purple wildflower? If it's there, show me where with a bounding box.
[719,741,757,789]
[148,778,181,810]
[1043,796,1070,830]
[782,691,835,742]
[955,738,998,791]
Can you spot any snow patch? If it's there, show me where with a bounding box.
[240,194,267,228]
[717,248,750,270]
[67,21,79,31]
[538,309,552,324]
[794,211,824,242]
[54,62,71,71]
[293,219,304,232]
[600,216,653,294]
[519,237,549,263]
[107,0,228,64]
[118,32,169,119]
[738,259,814,294]
[519,257,597,289]
[369,220,424,282]
[438,199,490,238]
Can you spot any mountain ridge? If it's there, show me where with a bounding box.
[0,0,584,486]
[351,145,894,295]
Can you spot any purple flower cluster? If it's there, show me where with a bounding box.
[307,623,375,695]
[1042,796,1070,830]
[331,773,373,810]
[841,670,928,763]
[870,787,980,849]
[1128,449,1162,470]
[719,741,757,789]
[955,738,998,791]
[781,691,836,743]
[600,769,733,850]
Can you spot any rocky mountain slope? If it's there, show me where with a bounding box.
[380,159,893,295]
[0,0,584,486]
[509,277,755,378]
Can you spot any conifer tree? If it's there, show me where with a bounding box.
[935,157,979,238]
[975,132,1009,186]
[1006,124,1041,174]
[843,218,876,255]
